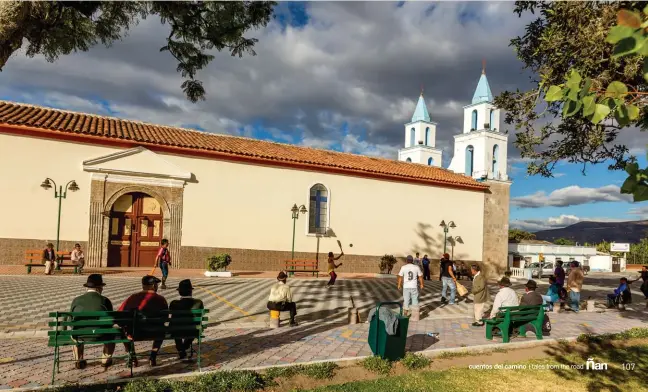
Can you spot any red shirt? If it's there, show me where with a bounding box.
[119,291,168,313]
[157,247,171,264]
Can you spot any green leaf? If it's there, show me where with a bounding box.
[582,96,596,117]
[626,162,640,175]
[607,25,635,44]
[565,70,582,89]
[579,78,592,99]
[563,100,582,117]
[545,85,564,102]
[627,104,640,120]
[566,87,579,101]
[615,105,630,127]
[605,81,628,98]
[591,104,611,124]
[621,175,638,194]
[643,58,648,83]
[644,4,648,16]
[633,184,648,202]
[612,33,646,58]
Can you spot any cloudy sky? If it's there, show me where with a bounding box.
[2,1,648,232]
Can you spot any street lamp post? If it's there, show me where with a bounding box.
[40,178,79,252]
[439,220,456,254]
[291,204,308,260]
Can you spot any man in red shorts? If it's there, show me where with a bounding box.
[119,275,168,366]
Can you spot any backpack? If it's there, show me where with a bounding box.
[542,314,552,336]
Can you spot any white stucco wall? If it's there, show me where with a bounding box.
[0,132,486,260]
[447,130,508,180]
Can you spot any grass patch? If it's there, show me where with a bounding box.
[300,362,339,379]
[400,353,431,370]
[264,366,300,380]
[436,350,472,359]
[360,356,392,375]
[491,347,509,354]
[576,327,648,344]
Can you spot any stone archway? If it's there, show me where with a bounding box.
[87,178,183,268]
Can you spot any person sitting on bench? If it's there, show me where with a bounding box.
[607,277,632,308]
[520,280,544,306]
[541,276,560,311]
[43,243,57,275]
[169,279,204,360]
[69,274,115,369]
[267,271,298,327]
[490,277,519,318]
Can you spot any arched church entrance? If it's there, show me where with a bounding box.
[107,192,164,267]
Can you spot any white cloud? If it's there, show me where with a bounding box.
[628,205,648,219]
[511,215,626,232]
[511,185,632,209]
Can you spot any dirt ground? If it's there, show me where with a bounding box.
[266,338,648,391]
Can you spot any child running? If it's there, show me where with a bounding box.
[326,251,344,288]
[154,239,171,289]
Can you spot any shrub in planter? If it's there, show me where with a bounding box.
[207,254,232,272]
[379,255,398,274]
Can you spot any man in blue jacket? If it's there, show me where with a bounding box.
[607,277,631,308]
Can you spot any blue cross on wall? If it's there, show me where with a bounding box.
[310,190,327,228]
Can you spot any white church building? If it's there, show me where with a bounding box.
[398,69,509,183]
[0,69,511,276]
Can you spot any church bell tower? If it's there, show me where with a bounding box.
[397,89,443,167]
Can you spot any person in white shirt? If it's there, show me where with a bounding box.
[266,271,298,326]
[414,252,421,268]
[397,255,424,313]
[490,277,519,318]
[71,243,85,273]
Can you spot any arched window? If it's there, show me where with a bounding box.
[489,109,494,129]
[410,128,416,147]
[427,157,433,166]
[406,158,412,162]
[425,127,430,146]
[471,110,477,130]
[309,184,329,234]
[492,144,499,176]
[465,145,474,176]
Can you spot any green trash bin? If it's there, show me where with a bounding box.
[367,301,410,361]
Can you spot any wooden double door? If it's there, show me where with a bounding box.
[108,192,164,267]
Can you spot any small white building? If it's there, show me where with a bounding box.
[588,252,626,273]
[508,240,597,268]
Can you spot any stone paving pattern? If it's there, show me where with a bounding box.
[0,310,646,389]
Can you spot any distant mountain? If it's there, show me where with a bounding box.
[533,220,648,244]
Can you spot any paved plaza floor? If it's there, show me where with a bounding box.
[0,271,646,389]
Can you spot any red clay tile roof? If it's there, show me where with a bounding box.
[0,100,487,191]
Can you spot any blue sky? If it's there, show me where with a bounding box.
[2,1,647,232]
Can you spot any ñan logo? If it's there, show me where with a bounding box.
[585,358,608,371]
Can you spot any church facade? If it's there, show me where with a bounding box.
[0,70,510,275]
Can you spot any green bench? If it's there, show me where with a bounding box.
[483,304,545,343]
[48,309,209,384]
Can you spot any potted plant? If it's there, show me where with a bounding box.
[484,123,490,129]
[378,255,397,275]
[204,253,233,277]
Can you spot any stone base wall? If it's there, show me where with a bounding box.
[0,238,89,265]
[481,180,511,278]
[0,237,478,274]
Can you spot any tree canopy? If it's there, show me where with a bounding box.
[553,237,576,246]
[508,228,536,243]
[495,1,647,179]
[0,1,276,102]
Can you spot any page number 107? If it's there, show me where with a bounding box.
[623,363,636,371]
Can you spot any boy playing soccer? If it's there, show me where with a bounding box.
[155,239,171,289]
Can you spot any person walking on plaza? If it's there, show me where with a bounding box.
[154,239,171,290]
[414,252,421,268]
[71,243,85,274]
[326,251,344,288]
[397,255,424,315]
[470,264,489,327]
[566,261,584,313]
[169,279,204,359]
[490,277,518,318]
[554,260,566,289]
[422,254,431,280]
[119,275,169,366]
[631,265,648,299]
[43,242,57,275]
[267,271,299,326]
[520,280,543,306]
[440,253,457,304]
[69,274,115,369]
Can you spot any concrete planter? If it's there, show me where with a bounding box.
[204,271,233,278]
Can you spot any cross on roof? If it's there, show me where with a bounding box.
[482,59,486,74]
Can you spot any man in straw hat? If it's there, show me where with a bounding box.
[267,271,298,326]
[489,277,519,318]
[169,279,204,360]
[69,274,115,369]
